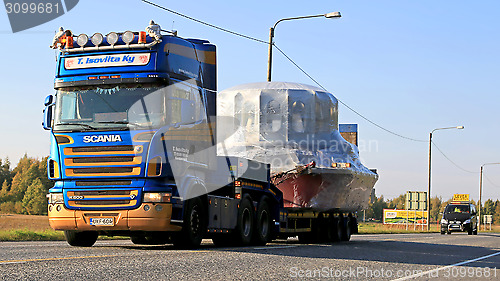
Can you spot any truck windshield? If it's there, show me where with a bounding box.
[444,204,469,214]
[54,82,204,131]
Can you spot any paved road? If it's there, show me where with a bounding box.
[0,233,499,280]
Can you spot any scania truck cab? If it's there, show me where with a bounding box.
[43,22,283,248]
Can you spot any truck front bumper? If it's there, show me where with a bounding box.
[48,203,181,232]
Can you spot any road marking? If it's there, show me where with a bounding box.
[253,245,298,250]
[0,254,120,265]
[391,251,500,281]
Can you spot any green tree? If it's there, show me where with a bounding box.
[483,199,495,216]
[8,158,43,202]
[22,178,47,215]
[0,158,12,187]
[387,194,405,209]
[0,180,10,202]
[430,196,443,223]
[493,200,500,225]
[366,195,388,221]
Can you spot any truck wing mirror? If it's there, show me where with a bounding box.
[43,95,54,130]
[44,95,54,106]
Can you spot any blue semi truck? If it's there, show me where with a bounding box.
[43,21,358,248]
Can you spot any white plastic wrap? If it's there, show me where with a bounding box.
[217,82,378,211]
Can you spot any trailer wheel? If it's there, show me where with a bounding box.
[235,197,254,246]
[252,197,273,245]
[64,230,98,247]
[333,217,343,242]
[172,197,207,249]
[342,216,352,241]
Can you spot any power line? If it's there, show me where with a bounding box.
[143,0,427,143]
[431,141,477,174]
[484,174,500,188]
[273,45,427,142]
[141,0,268,44]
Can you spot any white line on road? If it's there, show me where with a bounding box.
[391,251,500,281]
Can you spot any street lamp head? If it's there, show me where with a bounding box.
[325,12,342,18]
[457,126,464,129]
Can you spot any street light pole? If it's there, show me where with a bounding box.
[478,162,500,231]
[267,12,341,82]
[427,126,464,231]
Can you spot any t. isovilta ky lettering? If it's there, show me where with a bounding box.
[83,135,122,143]
[78,55,135,65]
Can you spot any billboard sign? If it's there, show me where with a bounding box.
[383,209,428,225]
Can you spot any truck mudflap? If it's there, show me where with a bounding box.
[48,202,181,232]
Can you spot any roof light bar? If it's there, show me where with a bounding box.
[122,31,134,44]
[106,32,118,45]
[91,33,103,46]
[76,34,88,47]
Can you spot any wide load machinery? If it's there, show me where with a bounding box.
[43,21,378,248]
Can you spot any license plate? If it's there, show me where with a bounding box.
[89,217,114,226]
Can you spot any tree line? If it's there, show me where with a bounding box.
[365,194,500,224]
[0,155,52,215]
[1,154,500,223]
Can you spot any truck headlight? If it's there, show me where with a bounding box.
[143,192,171,203]
[47,193,64,204]
[464,219,471,224]
[441,218,448,224]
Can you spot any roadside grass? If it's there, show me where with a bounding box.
[359,222,439,234]
[0,214,128,241]
[359,222,500,234]
[0,229,64,241]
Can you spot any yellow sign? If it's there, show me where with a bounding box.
[383,209,428,224]
[452,194,469,202]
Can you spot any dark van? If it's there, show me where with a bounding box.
[440,203,478,235]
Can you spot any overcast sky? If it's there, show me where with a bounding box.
[0,0,499,202]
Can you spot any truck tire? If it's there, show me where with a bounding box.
[64,230,98,247]
[342,216,352,241]
[252,197,273,246]
[333,217,343,242]
[234,197,254,246]
[172,197,207,249]
[350,216,358,234]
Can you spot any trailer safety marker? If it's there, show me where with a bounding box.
[391,251,500,281]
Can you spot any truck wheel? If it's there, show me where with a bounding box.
[468,228,473,235]
[64,230,98,247]
[350,216,359,234]
[333,217,343,242]
[252,197,273,246]
[440,231,445,235]
[234,197,254,246]
[172,197,207,249]
[341,216,352,241]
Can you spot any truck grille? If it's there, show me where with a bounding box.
[66,189,139,209]
[63,145,144,177]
